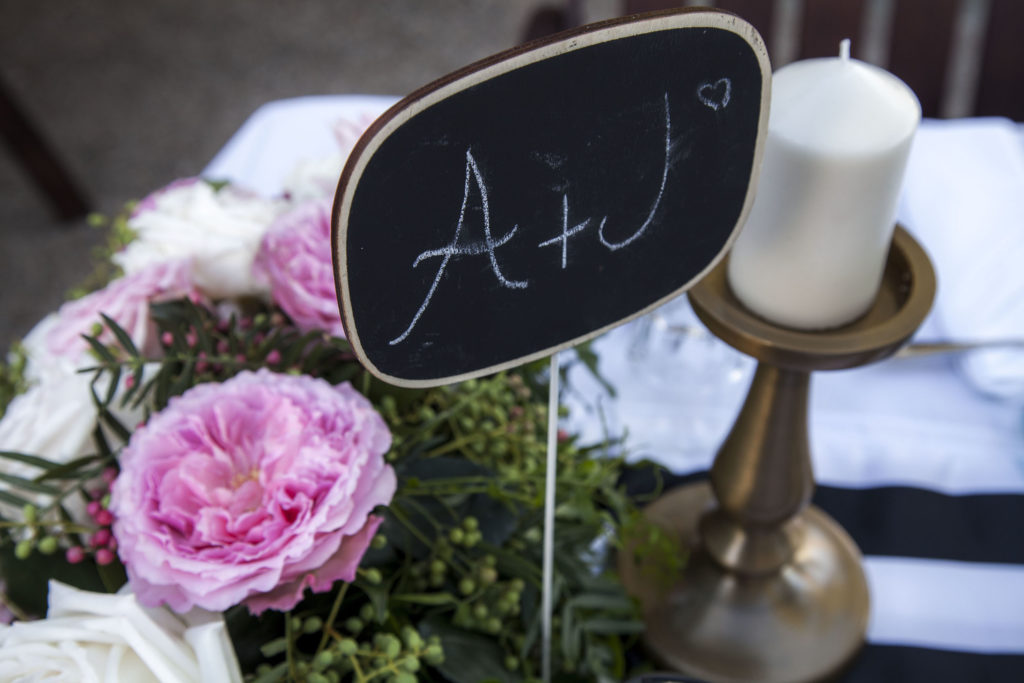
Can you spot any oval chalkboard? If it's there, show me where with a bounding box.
[334,8,770,387]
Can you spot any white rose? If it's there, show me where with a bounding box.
[115,179,283,300]
[282,154,346,201]
[0,371,97,464]
[0,580,242,682]
[0,368,148,520]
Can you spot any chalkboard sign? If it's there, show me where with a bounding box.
[334,9,770,387]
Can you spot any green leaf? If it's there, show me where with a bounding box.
[392,592,457,606]
[204,178,231,192]
[100,313,139,357]
[418,616,523,683]
[35,454,105,482]
[0,473,60,496]
[184,302,214,354]
[300,342,331,374]
[384,499,454,560]
[92,420,112,457]
[0,451,59,471]
[154,364,173,409]
[492,546,542,586]
[225,606,286,672]
[168,358,196,399]
[129,366,156,409]
[467,494,521,547]
[98,405,132,444]
[95,558,127,593]
[577,618,646,635]
[101,366,122,407]
[0,545,106,616]
[566,593,636,613]
[399,456,494,482]
[562,598,581,666]
[0,488,32,509]
[359,579,392,623]
[82,335,115,364]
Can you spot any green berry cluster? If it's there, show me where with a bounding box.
[12,504,61,560]
[257,621,443,683]
[375,372,557,479]
[454,564,525,637]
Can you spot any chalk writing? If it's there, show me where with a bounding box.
[388,149,526,346]
[598,92,671,251]
[537,195,591,269]
[388,81,734,345]
[697,77,731,111]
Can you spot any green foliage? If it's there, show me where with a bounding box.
[0,343,29,419]
[1,300,648,682]
[68,203,138,299]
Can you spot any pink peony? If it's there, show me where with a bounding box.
[254,200,346,338]
[25,260,196,371]
[110,369,395,614]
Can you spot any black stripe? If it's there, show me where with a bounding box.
[620,465,1024,565]
[815,484,1024,565]
[843,645,1024,682]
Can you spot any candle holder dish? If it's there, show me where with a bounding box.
[618,226,935,683]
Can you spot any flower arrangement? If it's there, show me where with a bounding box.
[0,122,673,682]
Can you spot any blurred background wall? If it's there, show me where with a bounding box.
[0,0,616,351]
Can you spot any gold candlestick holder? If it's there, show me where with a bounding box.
[618,226,935,683]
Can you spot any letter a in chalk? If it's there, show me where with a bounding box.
[390,149,527,346]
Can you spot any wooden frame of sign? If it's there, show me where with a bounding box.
[333,8,771,388]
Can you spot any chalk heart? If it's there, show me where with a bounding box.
[698,78,731,111]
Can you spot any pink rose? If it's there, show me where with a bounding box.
[254,200,345,338]
[110,369,395,614]
[24,260,195,372]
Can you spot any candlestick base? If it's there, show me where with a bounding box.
[621,482,868,683]
[618,227,935,683]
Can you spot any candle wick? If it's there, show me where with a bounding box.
[839,38,851,61]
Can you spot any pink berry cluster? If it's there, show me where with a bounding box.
[157,315,285,376]
[65,468,119,566]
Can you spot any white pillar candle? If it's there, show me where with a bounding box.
[727,40,921,329]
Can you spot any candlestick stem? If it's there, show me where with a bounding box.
[701,363,813,575]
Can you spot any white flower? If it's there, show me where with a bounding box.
[115,179,283,300]
[0,367,148,521]
[20,260,195,380]
[282,154,346,201]
[0,371,97,465]
[0,580,242,682]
